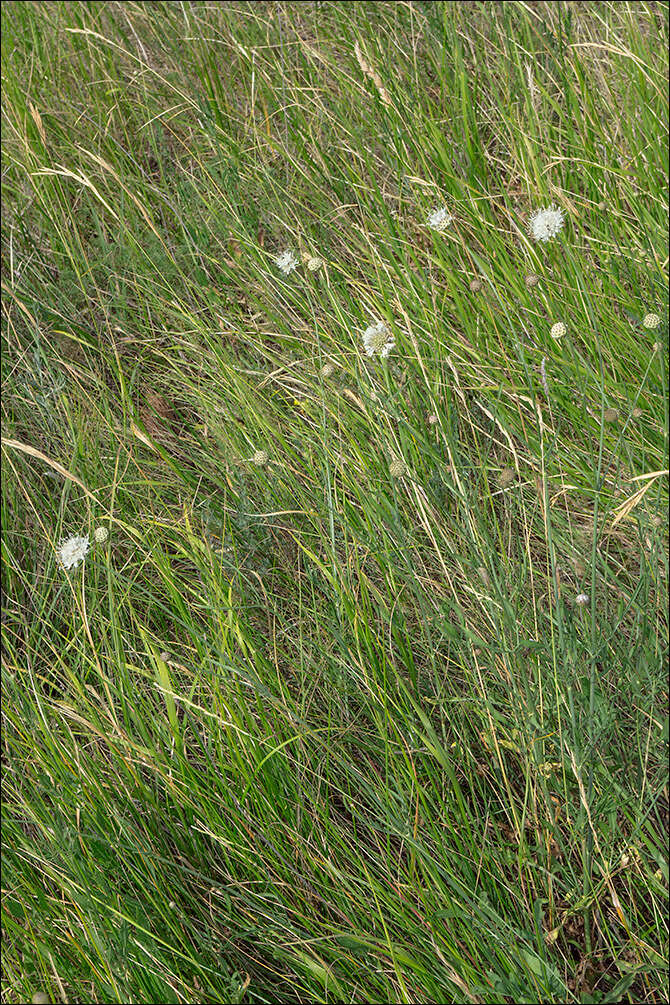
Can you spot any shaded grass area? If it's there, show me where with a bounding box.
[1,2,668,1002]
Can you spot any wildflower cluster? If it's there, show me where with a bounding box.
[57,526,108,571]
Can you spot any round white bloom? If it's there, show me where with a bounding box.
[362,320,395,358]
[550,322,566,339]
[427,206,452,231]
[252,449,269,466]
[529,204,565,242]
[575,592,589,606]
[321,363,335,378]
[642,312,660,329]
[274,250,298,275]
[58,534,90,570]
[306,256,322,272]
[94,526,108,544]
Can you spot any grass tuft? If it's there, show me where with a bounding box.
[2,2,668,1003]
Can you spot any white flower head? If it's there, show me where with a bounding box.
[93,526,109,544]
[58,534,90,570]
[306,256,323,272]
[575,592,589,607]
[275,250,298,275]
[427,206,452,232]
[642,312,660,329]
[529,204,565,242]
[252,449,269,466]
[389,459,407,478]
[550,322,566,339]
[362,320,395,358]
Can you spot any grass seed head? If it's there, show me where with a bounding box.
[540,357,549,396]
[499,467,516,488]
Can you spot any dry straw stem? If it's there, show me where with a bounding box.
[610,469,668,527]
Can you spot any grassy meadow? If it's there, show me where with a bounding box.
[1,2,668,1002]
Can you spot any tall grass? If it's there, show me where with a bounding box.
[2,2,668,1002]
